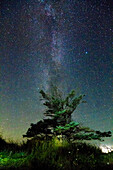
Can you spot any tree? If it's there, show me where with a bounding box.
[23,85,112,141]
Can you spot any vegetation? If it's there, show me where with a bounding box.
[23,85,112,142]
[0,86,112,169]
[0,135,113,170]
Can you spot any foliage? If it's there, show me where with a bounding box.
[0,139,113,170]
[23,85,112,142]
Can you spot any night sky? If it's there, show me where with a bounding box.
[0,0,112,146]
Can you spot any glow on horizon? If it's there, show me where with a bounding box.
[100,145,113,153]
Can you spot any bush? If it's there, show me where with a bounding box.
[0,137,113,170]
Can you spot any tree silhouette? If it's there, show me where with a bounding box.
[23,85,112,141]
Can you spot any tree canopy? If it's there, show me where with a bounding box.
[23,85,112,142]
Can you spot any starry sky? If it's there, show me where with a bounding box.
[0,0,112,145]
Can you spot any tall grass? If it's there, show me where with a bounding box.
[0,136,113,170]
[22,137,112,170]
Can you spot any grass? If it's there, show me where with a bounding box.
[0,135,113,170]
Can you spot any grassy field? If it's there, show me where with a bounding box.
[0,135,113,170]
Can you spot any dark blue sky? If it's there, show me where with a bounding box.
[0,0,112,145]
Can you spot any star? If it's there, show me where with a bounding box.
[85,51,88,54]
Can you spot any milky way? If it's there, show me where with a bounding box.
[38,1,65,91]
